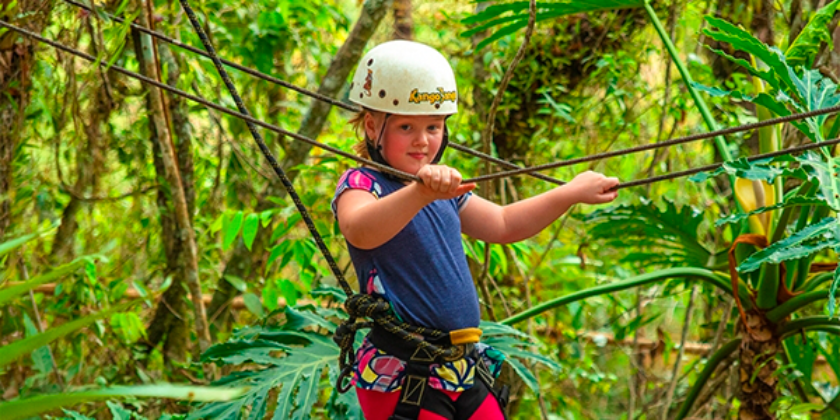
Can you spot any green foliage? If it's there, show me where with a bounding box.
[583,198,715,268]
[0,385,246,420]
[461,0,644,51]
[702,15,840,142]
[192,296,558,419]
[786,0,840,68]
[0,299,143,370]
[697,12,840,316]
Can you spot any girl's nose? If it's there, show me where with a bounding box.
[413,133,429,146]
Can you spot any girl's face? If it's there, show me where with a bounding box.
[365,113,446,175]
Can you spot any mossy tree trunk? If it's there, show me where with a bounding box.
[133,1,208,362]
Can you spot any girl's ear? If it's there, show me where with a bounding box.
[363,112,378,141]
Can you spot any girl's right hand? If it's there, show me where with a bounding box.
[567,170,620,204]
[413,164,476,201]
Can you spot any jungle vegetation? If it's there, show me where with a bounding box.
[1,0,839,419]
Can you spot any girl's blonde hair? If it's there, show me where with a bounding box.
[348,108,380,159]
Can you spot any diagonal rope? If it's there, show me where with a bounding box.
[172,2,485,392]
[174,0,355,296]
[6,19,840,193]
[63,0,567,186]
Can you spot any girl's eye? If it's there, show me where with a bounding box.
[427,125,441,132]
[400,124,411,131]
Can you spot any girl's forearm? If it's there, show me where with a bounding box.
[339,184,433,249]
[498,184,580,242]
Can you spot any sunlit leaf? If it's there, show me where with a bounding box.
[0,300,142,370]
[242,213,260,251]
[461,0,644,50]
[223,211,244,251]
[0,256,96,307]
[703,16,795,95]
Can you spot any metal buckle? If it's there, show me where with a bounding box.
[400,375,427,406]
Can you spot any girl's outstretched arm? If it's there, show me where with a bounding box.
[460,171,619,244]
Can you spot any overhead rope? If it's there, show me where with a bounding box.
[7,18,840,192]
[60,0,840,188]
[63,0,567,186]
[463,102,840,184]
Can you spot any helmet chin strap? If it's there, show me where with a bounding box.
[365,113,451,179]
[366,113,392,168]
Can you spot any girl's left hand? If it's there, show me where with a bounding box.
[567,171,620,204]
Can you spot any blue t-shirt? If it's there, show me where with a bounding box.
[331,167,480,331]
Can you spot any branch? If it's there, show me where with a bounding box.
[501,267,732,326]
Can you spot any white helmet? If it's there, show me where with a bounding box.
[349,40,458,115]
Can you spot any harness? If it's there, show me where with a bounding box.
[333,293,509,419]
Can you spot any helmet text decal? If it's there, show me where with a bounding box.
[408,87,456,105]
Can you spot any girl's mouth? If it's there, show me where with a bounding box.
[408,153,426,160]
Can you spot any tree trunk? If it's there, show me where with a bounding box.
[133,1,209,360]
[207,0,393,326]
[392,0,412,40]
[738,310,781,420]
[0,0,56,240]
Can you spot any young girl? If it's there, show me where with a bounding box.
[333,40,619,420]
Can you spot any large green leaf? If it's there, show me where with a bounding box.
[0,385,246,420]
[191,329,340,420]
[703,16,795,95]
[691,83,812,136]
[786,0,840,68]
[739,217,839,273]
[584,198,714,267]
[480,321,562,394]
[461,0,644,50]
[0,299,142,369]
[194,302,557,418]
